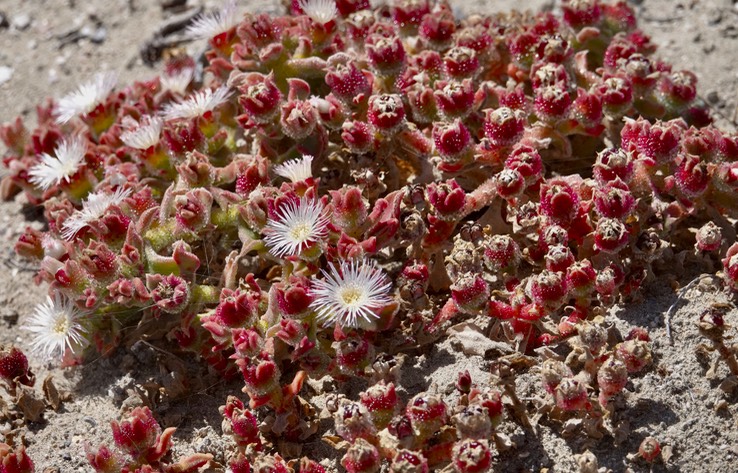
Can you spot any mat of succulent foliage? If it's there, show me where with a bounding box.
[1,0,738,471]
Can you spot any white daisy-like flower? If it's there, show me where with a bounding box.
[61,187,132,240]
[55,72,118,124]
[28,136,87,190]
[161,68,194,95]
[161,85,232,120]
[311,258,393,328]
[186,0,239,40]
[264,197,329,258]
[23,293,88,360]
[120,115,163,150]
[274,155,314,183]
[299,0,338,25]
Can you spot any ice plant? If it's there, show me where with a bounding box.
[310,259,393,329]
[2,0,738,469]
[23,293,87,361]
[263,197,329,259]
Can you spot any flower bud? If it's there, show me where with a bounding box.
[494,169,525,200]
[390,450,429,473]
[452,439,493,473]
[571,87,604,131]
[593,148,633,185]
[147,274,190,314]
[566,260,597,299]
[696,221,723,252]
[540,179,580,224]
[638,437,661,463]
[111,406,160,457]
[342,121,376,154]
[534,85,572,123]
[427,180,466,219]
[366,34,406,76]
[451,273,490,313]
[483,107,525,148]
[433,120,473,165]
[1,444,35,473]
[325,58,372,105]
[454,404,492,440]
[541,359,573,395]
[368,94,406,133]
[595,76,633,117]
[554,377,590,411]
[240,357,282,408]
[342,438,381,473]
[675,154,709,198]
[419,12,456,50]
[335,399,377,443]
[468,388,503,426]
[657,71,697,112]
[222,396,261,447]
[0,346,34,387]
[444,47,480,80]
[530,270,568,310]
[406,393,448,441]
[594,218,629,254]
[561,0,602,28]
[360,381,398,429]
[545,245,575,273]
[505,145,543,186]
[237,72,282,124]
[597,357,628,404]
[593,180,635,219]
[276,275,314,318]
[280,100,318,140]
[86,443,122,473]
[334,336,375,376]
[615,339,652,373]
[435,80,475,119]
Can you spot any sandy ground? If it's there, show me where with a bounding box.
[1,0,738,472]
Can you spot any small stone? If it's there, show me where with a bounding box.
[706,9,723,25]
[707,91,720,104]
[0,66,13,86]
[12,13,31,30]
[62,453,71,461]
[83,416,97,427]
[0,11,9,28]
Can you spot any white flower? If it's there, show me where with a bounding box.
[61,187,132,240]
[186,0,239,40]
[274,155,314,183]
[120,115,163,150]
[264,197,329,258]
[299,0,338,24]
[28,136,87,190]
[161,68,194,95]
[23,293,88,360]
[161,85,232,120]
[55,72,117,124]
[311,258,393,328]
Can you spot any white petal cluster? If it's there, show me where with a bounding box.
[299,0,338,25]
[274,155,314,183]
[161,85,232,120]
[23,293,88,361]
[55,72,117,124]
[264,197,329,258]
[28,136,87,190]
[186,0,240,40]
[311,259,393,328]
[120,115,163,150]
[161,68,195,95]
[61,187,132,240]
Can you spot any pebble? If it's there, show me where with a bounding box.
[83,416,97,427]
[707,91,720,104]
[0,66,12,86]
[12,13,31,30]
[0,11,8,28]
